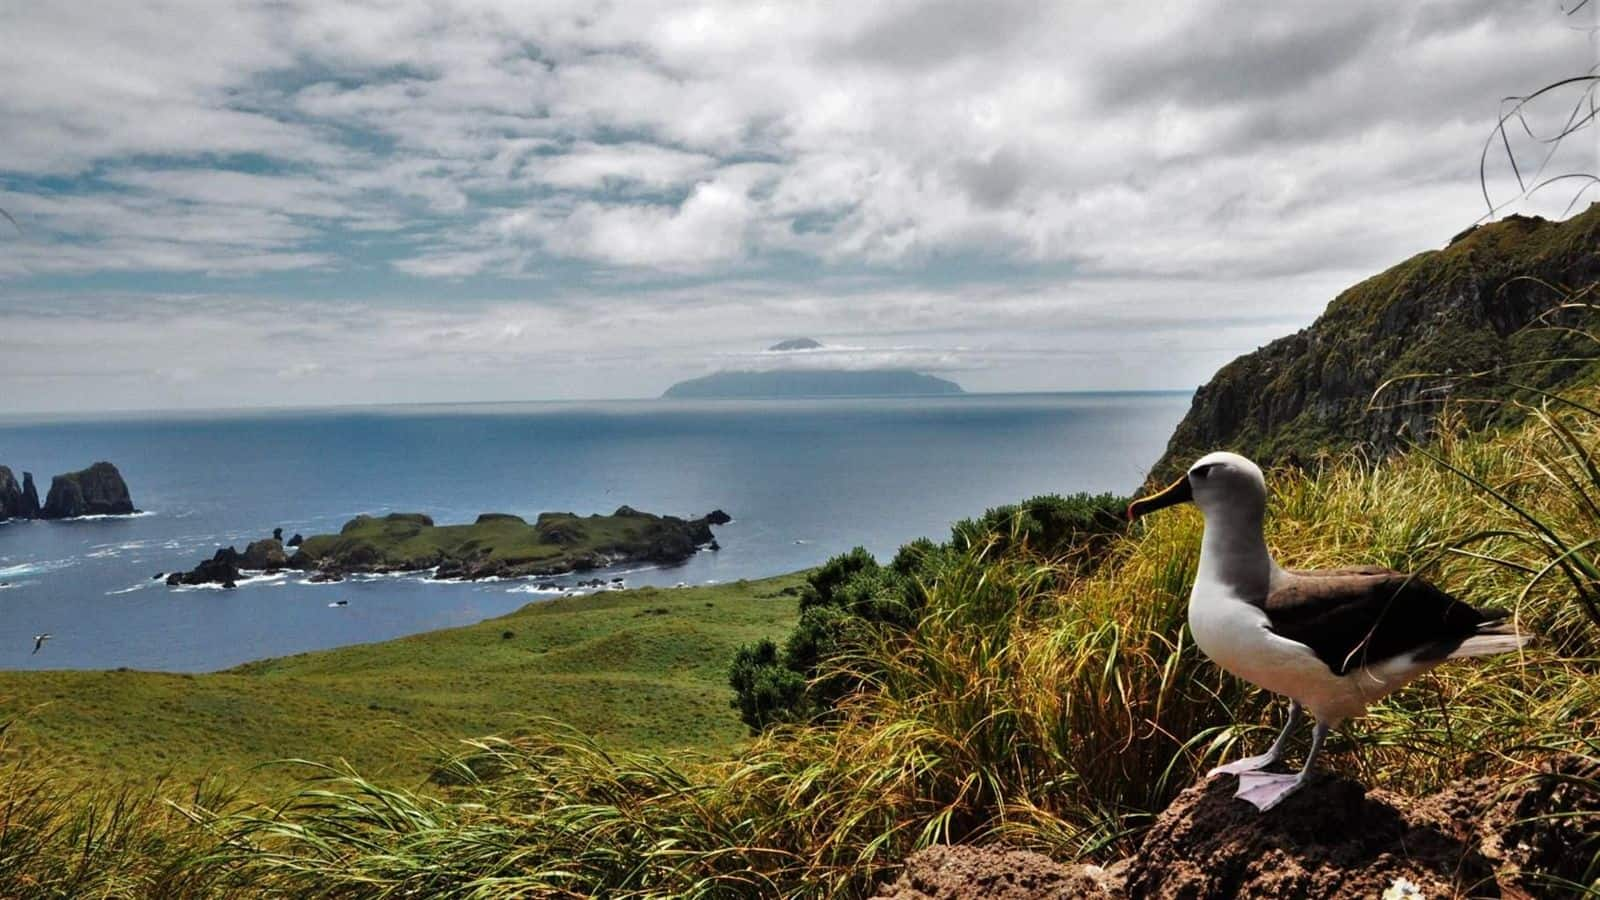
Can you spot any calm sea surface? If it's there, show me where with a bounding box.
[0,393,1189,671]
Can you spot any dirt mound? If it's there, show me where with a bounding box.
[871,845,1118,899]
[876,758,1599,899]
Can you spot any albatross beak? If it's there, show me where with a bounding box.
[1127,475,1193,521]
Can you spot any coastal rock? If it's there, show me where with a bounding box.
[704,509,732,526]
[20,473,39,518]
[41,462,136,518]
[0,467,22,521]
[167,547,243,586]
[242,538,288,571]
[287,533,303,547]
[0,468,41,521]
[1150,205,1600,481]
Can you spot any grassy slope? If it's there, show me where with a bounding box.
[0,575,801,792]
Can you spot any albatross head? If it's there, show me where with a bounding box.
[1127,451,1267,523]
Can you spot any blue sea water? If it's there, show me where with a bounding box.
[0,393,1189,672]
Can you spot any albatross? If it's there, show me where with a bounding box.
[1128,451,1529,811]
[31,633,51,655]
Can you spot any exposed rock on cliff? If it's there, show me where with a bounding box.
[1151,205,1600,481]
[876,758,1600,899]
[40,462,136,518]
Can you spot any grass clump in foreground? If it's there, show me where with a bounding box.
[0,575,802,794]
[8,401,1600,896]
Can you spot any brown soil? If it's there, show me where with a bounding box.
[871,844,1120,899]
[876,757,1599,899]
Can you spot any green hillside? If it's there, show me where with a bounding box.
[0,575,801,792]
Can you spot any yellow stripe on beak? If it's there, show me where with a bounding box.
[1127,474,1194,521]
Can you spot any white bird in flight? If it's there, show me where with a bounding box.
[31,633,51,655]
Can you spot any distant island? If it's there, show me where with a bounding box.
[165,506,730,586]
[663,338,964,398]
[0,461,136,521]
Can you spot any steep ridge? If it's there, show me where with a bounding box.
[1151,205,1600,480]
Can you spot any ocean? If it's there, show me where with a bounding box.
[0,393,1189,672]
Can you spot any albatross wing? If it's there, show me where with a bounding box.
[1263,567,1514,676]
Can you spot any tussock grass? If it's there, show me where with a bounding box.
[6,394,1600,896]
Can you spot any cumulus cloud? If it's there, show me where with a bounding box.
[0,0,1595,409]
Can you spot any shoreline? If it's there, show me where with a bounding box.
[1,565,812,677]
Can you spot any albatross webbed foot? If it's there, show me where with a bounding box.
[1232,719,1329,813]
[1206,700,1302,779]
[1233,770,1309,811]
[1209,752,1281,778]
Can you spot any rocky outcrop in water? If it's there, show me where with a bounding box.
[1149,205,1600,482]
[242,538,289,571]
[4,462,132,520]
[166,547,242,587]
[20,473,39,518]
[40,462,136,518]
[875,757,1600,899]
[0,467,40,521]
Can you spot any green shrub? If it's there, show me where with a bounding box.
[730,494,1128,734]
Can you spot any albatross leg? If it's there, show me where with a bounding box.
[1233,720,1329,812]
[1208,700,1302,777]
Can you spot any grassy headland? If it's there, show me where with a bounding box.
[0,575,801,792]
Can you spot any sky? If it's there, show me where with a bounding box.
[1,0,1597,412]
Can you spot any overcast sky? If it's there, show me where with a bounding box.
[1,0,1596,412]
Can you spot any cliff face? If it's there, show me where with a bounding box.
[1151,204,1600,481]
[40,461,136,518]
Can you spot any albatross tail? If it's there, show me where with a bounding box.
[1445,619,1531,660]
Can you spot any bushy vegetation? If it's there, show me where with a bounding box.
[6,401,1600,896]
[729,493,1126,732]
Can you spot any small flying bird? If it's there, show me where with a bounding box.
[1128,451,1530,812]
[31,633,51,655]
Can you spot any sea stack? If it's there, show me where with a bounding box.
[40,462,136,519]
[0,467,43,521]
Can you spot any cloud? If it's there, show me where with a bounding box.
[0,0,1595,409]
